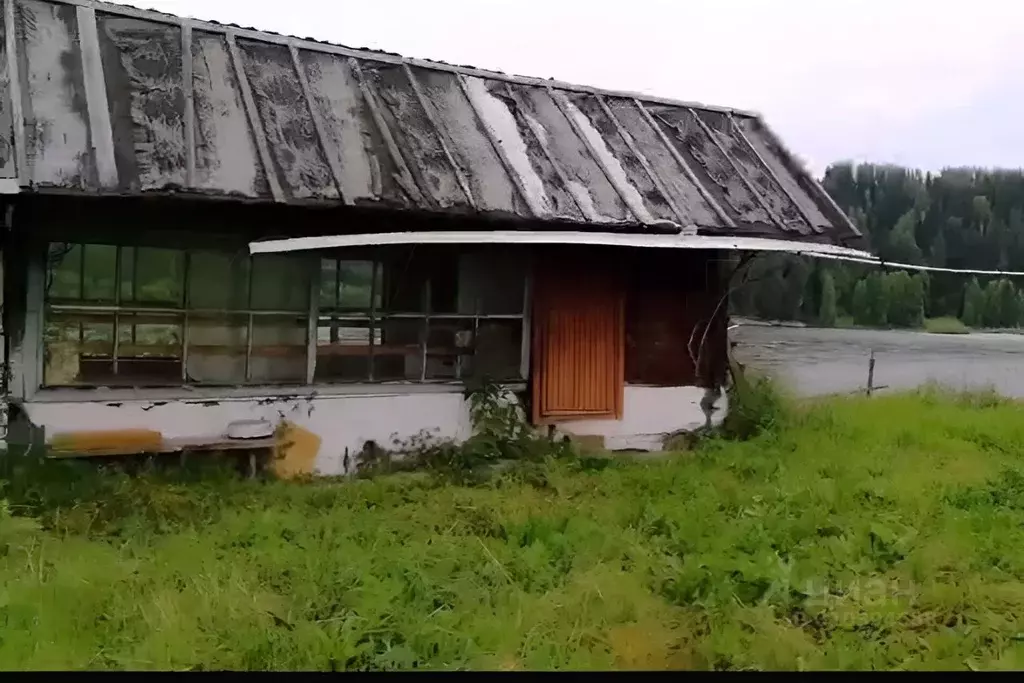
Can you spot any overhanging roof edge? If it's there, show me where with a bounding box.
[248,230,878,261]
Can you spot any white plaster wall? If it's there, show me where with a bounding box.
[20,385,726,473]
[22,391,473,476]
[557,386,726,451]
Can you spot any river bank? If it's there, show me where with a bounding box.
[732,324,1024,398]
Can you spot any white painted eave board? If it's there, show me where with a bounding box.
[249,230,877,261]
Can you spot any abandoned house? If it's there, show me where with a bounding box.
[0,0,872,474]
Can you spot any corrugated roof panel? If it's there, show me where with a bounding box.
[96,13,187,192]
[19,0,92,188]
[358,61,471,210]
[511,84,631,223]
[235,39,337,201]
[604,97,719,228]
[564,92,677,225]
[648,105,773,227]
[409,67,527,217]
[191,30,267,197]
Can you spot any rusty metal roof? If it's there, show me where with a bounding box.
[0,0,862,245]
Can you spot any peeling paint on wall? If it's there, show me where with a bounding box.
[22,391,474,476]
[272,420,321,478]
[18,385,724,472]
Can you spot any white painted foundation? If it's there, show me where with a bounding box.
[556,385,726,451]
[23,390,473,476]
[21,385,725,473]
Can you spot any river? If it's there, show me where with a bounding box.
[731,324,1024,398]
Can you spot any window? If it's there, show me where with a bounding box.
[44,243,311,387]
[43,243,528,389]
[315,249,527,383]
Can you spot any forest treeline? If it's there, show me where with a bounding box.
[730,163,1024,330]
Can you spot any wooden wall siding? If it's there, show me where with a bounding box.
[624,250,727,388]
[532,255,624,423]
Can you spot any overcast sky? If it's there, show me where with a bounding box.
[110,0,1024,177]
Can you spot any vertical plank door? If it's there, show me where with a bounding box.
[532,254,624,423]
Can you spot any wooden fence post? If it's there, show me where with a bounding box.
[866,349,876,397]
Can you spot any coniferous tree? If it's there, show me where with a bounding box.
[852,279,870,326]
[962,277,984,327]
[819,271,837,327]
[733,163,1024,324]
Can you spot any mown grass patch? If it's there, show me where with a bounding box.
[924,317,971,335]
[3,387,1024,670]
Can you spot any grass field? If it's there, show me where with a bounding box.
[3,387,1024,670]
[924,317,971,335]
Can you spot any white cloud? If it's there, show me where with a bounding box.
[109,0,1024,175]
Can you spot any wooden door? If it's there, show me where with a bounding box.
[532,256,624,423]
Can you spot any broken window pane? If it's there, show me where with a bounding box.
[185,314,248,385]
[250,315,308,383]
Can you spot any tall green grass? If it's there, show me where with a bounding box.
[4,387,1024,670]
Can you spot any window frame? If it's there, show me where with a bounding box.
[35,241,532,394]
[315,255,528,384]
